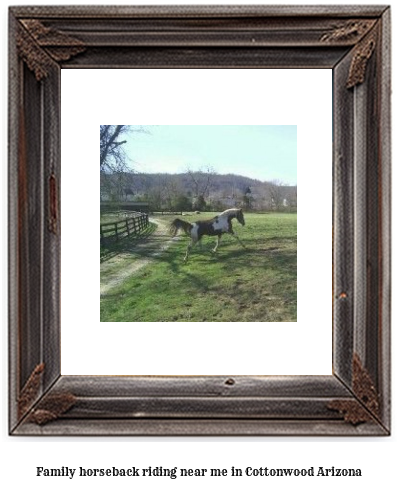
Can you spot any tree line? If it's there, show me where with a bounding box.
[101,171,296,212]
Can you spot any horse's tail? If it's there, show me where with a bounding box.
[169,218,192,236]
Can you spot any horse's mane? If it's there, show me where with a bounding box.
[218,208,242,217]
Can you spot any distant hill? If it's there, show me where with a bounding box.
[101,172,297,211]
[127,172,263,193]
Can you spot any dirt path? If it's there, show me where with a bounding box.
[100,218,180,296]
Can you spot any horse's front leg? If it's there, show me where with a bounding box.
[212,234,221,253]
[231,231,246,249]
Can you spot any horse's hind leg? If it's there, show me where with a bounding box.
[184,238,198,262]
[184,242,191,262]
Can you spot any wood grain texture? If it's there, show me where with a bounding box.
[54,375,351,397]
[41,60,62,391]
[8,9,20,431]
[379,7,392,431]
[14,418,386,437]
[8,5,391,436]
[333,52,355,385]
[10,5,390,18]
[18,66,44,394]
[61,47,349,69]
[13,17,378,48]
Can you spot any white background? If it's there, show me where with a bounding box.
[1,1,397,492]
[61,68,332,376]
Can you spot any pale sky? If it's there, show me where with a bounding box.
[124,125,297,185]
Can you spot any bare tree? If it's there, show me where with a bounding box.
[100,125,151,203]
[100,125,149,173]
[186,165,216,209]
[100,125,130,173]
[161,175,183,210]
[268,179,290,210]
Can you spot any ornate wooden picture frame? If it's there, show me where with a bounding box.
[9,5,391,436]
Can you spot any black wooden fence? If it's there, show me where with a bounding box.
[100,212,149,246]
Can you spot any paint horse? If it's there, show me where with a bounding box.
[170,208,245,262]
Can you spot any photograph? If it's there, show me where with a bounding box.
[100,125,297,323]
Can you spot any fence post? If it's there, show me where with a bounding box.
[101,212,149,244]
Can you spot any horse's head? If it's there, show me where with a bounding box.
[237,208,245,226]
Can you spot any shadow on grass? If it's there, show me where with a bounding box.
[165,236,296,282]
[102,231,296,291]
[218,240,297,277]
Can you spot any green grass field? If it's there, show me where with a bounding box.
[100,212,297,322]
